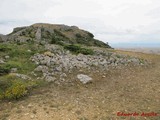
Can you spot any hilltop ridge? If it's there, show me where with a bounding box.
[0,23,111,48]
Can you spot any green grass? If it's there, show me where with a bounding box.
[0,43,45,74]
[0,43,46,100]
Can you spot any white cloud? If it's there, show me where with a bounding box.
[0,0,160,44]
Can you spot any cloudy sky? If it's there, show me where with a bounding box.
[0,0,160,46]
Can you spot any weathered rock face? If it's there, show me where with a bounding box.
[6,23,111,48]
[30,44,147,82]
[35,27,41,40]
[0,34,7,42]
[12,27,27,33]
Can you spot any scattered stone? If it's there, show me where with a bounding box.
[30,114,35,119]
[77,74,92,84]
[44,51,54,57]
[11,68,18,73]
[4,55,10,59]
[34,65,48,72]
[24,113,29,116]
[16,73,31,80]
[27,49,31,52]
[102,75,106,78]
[0,59,5,64]
[60,73,67,78]
[131,58,140,65]
[28,103,33,108]
[45,76,56,82]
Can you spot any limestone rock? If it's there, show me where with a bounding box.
[77,74,92,84]
[16,73,31,80]
[11,68,18,73]
[0,59,5,64]
[35,27,41,40]
[45,76,56,82]
[4,55,10,59]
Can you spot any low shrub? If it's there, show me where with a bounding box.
[87,32,94,38]
[5,82,27,99]
[0,76,40,100]
[64,44,94,55]
[0,67,10,76]
[0,44,12,52]
[75,33,82,38]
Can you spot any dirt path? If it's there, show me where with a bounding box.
[0,52,160,120]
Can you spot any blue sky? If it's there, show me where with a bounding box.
[0,0,160,46]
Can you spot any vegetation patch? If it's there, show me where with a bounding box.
[0,74,41,100]
[0,43,47,100]
[64,44,94,55]
[0,44,12,52]
[0,43,45,74]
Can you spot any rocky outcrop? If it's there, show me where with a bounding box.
[30,44,147,83]
[0,34,7,42]
[35,27,41,40]
[6,23,111,48]
[0,23,149,85]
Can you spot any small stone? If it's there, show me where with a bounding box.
[5,56,10,59]
[28,103,33,108]
[11,68,18,73]
[16,73,31,80]
[102,75,106,78]
[45,76,56,82]
[60,73,67,78]
[0,59,5,64]
[77,74,92,84]
[24,113,29,116]
[44,51,54,57]
[30,114,35,119]
[27,50,31,52]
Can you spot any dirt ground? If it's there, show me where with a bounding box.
[0,50,160,120]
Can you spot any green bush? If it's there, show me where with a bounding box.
[87,32,94,38]
[0,44,12,52]
[0,67,10,76]
[54,29,66,38]
[0,76,40,100]
[9,48,33,58]
[0,79,11,91]
[0,61,23,75]
[75,33,82,38]
[5,82,27,99]
[64,44,94,55]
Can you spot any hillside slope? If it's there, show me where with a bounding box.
[2,23,111,48]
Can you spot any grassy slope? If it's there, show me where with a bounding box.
[0,43,46,100]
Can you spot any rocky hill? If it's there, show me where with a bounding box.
[0,23,149,101]
[0,34,7,42]
[1,23,111,48]
[0,24,159,120]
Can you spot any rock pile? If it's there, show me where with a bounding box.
[30,44,147,83]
